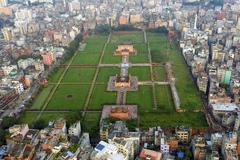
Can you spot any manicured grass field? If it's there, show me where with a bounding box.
[128,67,151,81]
[18,111,82,128]
[19,112,39,125]
[155,85,174,112]
[111,32,144,44]
[82,35,107,53]
[19,112,80,127]
[72,53,100,64]
[47,85,90,110]
[140,112,208,128]
[48,68,64,82]
[27,32,207,134]
[127,86,153,112]
[39,112,76,123]
[102,54,122,64]
[134,43,148,55]
[63,68,96,83]
[147,33,203,111]
[105,43,117,55]
[96,67,120,83]
[129,54,149,63]
[31,85,54,110]
[88,84,117,110]
[153,66,166,81]
[84,35,107,45]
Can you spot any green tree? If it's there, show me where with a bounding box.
[95,24,111,34]
[147,26,168,34]
[33,119,47,129]
[74,34,83,42]
[113,24,140,31]
[1,117,17,129]
[184,151,192,160]
[65,112,82,127]
[0,129,7,145]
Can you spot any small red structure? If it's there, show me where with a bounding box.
[110,107,129,119]
[139,149,162,160]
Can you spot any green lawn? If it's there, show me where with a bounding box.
[72,53,100,64]
[147,33,169,63]
[128,67,151,81]
[105,43,117,55]
[84,35,107,45]
[173,64,203,111]
[48,68,64,82]
[97,67,120,83]
[84,44,104,53]
[147,32,203,111]
[39,112,77,124]
[63,68,96,83]
[140,112,208,128]
[155,85,174,112]
[153,66,166,81]
[88,84,117,110]
[19,112,79,127]
[147,32,168,44]
[102,43,122,64]
[111,32,144,44]
[129,43,149,63]
[134,43,148,55]
[127,86,153,112]
[129,54,149,63]
[82,35,107,53]
[31,85,54,109]
[19,112,39,125]
[102,54,122,64]
[47,85,90,110]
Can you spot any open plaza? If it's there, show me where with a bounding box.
[19,31,207,136]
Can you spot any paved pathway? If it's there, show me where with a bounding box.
[117,91,127,105]
[165,62,181,111]
[138,81,169,85]
[99,64,120,67]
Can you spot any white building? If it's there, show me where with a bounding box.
[161,144,169,153]
[1,27,13,41]
[91,141,127,160]
[18,58,34,70]
[15,8,32,22]
[9,124,29,138]
[11,81,24,94]
[14,8,33,34]
[68,121,81,138]
[0,0,8,7]
[211,103,239,115]
[33,60,44,71]
[68,0,81,13]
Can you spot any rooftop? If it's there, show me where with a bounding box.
[212,103,239,112]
